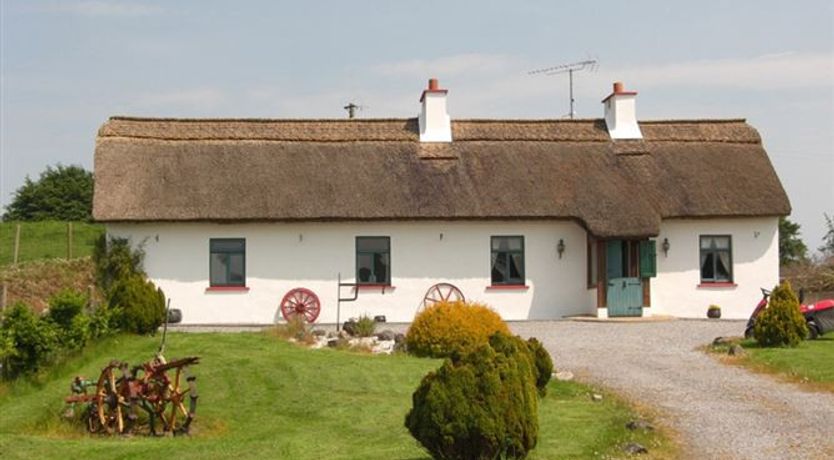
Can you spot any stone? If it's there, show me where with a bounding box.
[376,329,395,341]
[327,337,347,348]
[626,420,654,431]
[312,329,327,337]
[591,393,603,402]
[553,371,574,381]
[342,320,358,336]
[728,344,746,356]
[622,442,648,455]
[394,333,405,344]
[712,336,743,346]
[372,340,396,355]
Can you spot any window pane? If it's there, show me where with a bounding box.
[491,252,506,283]
[357,254,373,282]
[509,253,524,280]
[211,239,244,252]
[492,236,522,251]
[210,253,229,285]
[508,237,523,251]
[492,238,506,251]
[700,253,714,280]
[228,254,245,284]
[715,251,731,281]
[374,253,389,283]
[357,237,389,252]
[700,237,713,249]
[714,236,730,250]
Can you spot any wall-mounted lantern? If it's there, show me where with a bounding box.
[662,237,670,256]
[557,238,565,259]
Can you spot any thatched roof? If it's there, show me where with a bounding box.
[93,117,790,237]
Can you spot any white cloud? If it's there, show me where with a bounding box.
[39,1,163,17]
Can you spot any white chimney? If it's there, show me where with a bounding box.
[418,78,452,142]
[602,82,643,140]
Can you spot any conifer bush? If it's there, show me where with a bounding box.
[108,275,166,335]
[525,337,554,397]
[405,300,509,358]
[405,332,539,460]
[753,281,808,347]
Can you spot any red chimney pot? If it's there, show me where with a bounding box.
[428,78,439,90]
[613,81,624,93]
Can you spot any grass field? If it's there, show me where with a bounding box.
[710,333,834,392]
[0,221,104,266]
[0,333,674,459]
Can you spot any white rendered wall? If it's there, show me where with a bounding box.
[107,221,593,325]
[650,217,779,319]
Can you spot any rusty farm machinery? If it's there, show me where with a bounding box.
[64,304,200,436]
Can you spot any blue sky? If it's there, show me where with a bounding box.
[1,0,832,249]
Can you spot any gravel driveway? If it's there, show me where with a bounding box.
[510,320,834,460]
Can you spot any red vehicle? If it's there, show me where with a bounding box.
[745,288,834,339]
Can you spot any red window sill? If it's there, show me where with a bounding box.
[205,286,250,292]
[697,282,737,288]
[355,284,395,292]
[486,284,529,291]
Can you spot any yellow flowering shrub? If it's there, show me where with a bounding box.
[405,301,509,358]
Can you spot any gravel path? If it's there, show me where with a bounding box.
[509,320,834,460]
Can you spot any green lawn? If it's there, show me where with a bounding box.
[735,333,834,390]
[0,221,104,266]
[0,333,673,459]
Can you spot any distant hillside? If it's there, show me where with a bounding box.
[0,221,104,266]
[0,258,99,312]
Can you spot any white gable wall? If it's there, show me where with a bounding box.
[650,217,779,319]
[106,221,593,325]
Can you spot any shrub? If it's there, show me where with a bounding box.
[525,337,554,397]
[0,303,59,379]
[354,315,376,338]
[93,235,146,293]
[271,315,316,345]
[108,275,166,335]
[406,301,510,358]
[46,289,91,350]
[753,281,808,347]
[405,332,539,460]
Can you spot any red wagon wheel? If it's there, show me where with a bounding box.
[280,288,321,323]
[421,283,465,309]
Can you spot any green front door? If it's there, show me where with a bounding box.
[606,240,643,317]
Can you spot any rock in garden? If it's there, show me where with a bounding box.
[394,333,405,344]
[626,420,654,431]
[712,336,743,346]
[376,329,395,341]
[622,442,648,455]
[553,371,574,381]
[591,393,603,402]
[372,340,395,355]
[342,321,357,336]
[728,344,745,356]
[312,329,327,337]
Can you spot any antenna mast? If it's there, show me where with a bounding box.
[529,59,598,119]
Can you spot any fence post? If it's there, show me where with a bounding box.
[67,222,74,259]
[13,223,21,265]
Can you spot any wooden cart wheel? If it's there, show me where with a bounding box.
[280,288,321,323]
[421,283,465,309]
[94,362,126,434]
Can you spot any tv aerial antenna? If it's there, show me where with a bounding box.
[343,101,369,119]
[529,59,598,119]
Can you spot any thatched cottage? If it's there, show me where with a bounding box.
[93,80,790,324]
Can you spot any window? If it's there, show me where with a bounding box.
[356,237,390,284]
[491,236,525,285]
[210,239,246,286]
[700,235,732,283]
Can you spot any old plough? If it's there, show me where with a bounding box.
[64,303,200,436]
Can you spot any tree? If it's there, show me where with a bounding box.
[779,217,807,265]
[3,165,93,221]
[821,213,834,258]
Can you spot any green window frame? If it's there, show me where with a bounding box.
[209,238,246,287]
[700,235,732,283]
[356,237,391,285]
[491,236,525,285]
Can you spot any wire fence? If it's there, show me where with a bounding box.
[0,221,105,267]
